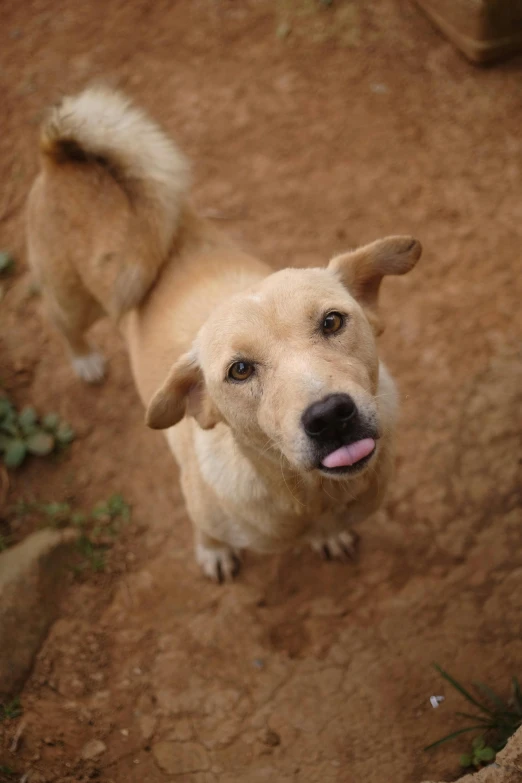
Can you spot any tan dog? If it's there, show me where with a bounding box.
[26,87,421,581]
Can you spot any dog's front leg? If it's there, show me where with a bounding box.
[308,526,360,562]
[194,529,242,584]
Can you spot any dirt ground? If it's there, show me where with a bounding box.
[1,1,522,781]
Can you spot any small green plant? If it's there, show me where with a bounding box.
[11,493,131,571]
[0,251,15,275]
[459,736,496,769]
[76,533,107,573]
[0,395,75,469]
[0,697,22,721]
[0,766,15,778]
[425,664,522,770]
[75,494,131,572]
[91,493,131,527]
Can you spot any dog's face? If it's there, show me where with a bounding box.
[194,270,381,476]
[147,236,421,478]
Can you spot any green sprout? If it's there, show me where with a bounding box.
[0,697,22,721]
[425,664,522,770]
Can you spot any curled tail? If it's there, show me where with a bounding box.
[38,86,190,314]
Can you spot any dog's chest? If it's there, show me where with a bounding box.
[191,426,373,550]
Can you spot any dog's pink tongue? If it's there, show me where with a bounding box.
[322,438,375,469]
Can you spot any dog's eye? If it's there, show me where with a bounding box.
[228,361,255,382]
[321,311,344,335]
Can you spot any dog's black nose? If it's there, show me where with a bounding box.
[302,393,357,440]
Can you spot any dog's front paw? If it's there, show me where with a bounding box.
[310,530,359,561]
[195,541,242,583]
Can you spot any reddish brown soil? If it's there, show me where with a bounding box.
[1,1,522,781]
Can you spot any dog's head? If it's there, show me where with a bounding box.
[146,236,421,478]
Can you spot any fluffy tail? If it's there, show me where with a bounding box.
[39,87,190,313]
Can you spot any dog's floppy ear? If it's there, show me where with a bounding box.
[146,351,220,430]
[328,236,421,335]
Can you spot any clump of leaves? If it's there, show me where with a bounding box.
[0,395,75,469]
[459,736,496,769]
[0,697,22,721]
[425,664,522,770]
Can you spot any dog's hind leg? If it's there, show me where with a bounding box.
[44,283,106,384]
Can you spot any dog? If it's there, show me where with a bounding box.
[26,87,421,582]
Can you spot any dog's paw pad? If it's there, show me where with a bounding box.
[72,352,106,384]
[311,530,359,561]
[196,543,242,583]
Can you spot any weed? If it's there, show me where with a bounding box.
[91,493,131,536]
[73,494,130,571]
[76,533,107,573]
[459,736,496,769]
[0,697,22,721]
[425,664,522,770]
[0,394,75,469]
[9,493,131,570]
[0,251,15,275]
[10,499,72,529]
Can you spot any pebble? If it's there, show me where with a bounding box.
[138,714,156,741]
[80,739,107,760]
[152,741,209,774]
[261,729,280,747]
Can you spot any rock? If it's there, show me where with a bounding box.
[498,726,522,772]
[260,729,281,747]
[26,772,47,783]
[24,772,47,783]
[138,714,157,741]
[422,726,522,782]
[0,528,78,699]
[152,741,209,774]
[81,739,107,760]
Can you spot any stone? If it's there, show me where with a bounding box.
[152,741,209,775]
[25,772,47,783]
[0,528,78,699]
[81,739,107,760]
[413,0,522,64]
[260,729,281,747]
[498,726,522,772]
[138,714,157,741]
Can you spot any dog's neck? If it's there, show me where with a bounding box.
[172,203,239,259]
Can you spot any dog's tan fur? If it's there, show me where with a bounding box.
[26,87,421,581]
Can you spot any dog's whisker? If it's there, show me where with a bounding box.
[279,452,306,507]
[319,478,338,503]
[258,437,279,457]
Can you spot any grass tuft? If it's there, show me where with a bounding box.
[425,664,522,769]
[0,697,22,721]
